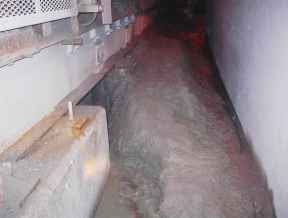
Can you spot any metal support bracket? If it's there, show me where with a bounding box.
[78,4,103,13]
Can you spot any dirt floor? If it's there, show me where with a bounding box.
[90,22,275,218]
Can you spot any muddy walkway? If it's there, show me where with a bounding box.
[84,28,274,218]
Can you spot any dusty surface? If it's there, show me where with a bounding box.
[93,25,274,218]
[0,106,109,218]
[95,162,140,218]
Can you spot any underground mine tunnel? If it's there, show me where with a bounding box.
[0,0,287,217]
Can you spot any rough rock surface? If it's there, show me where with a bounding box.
[93,27,274,218]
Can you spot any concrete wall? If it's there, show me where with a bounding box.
[209,1,288,217]
[0,25,131,154]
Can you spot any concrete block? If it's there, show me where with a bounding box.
[0,106,110,218]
